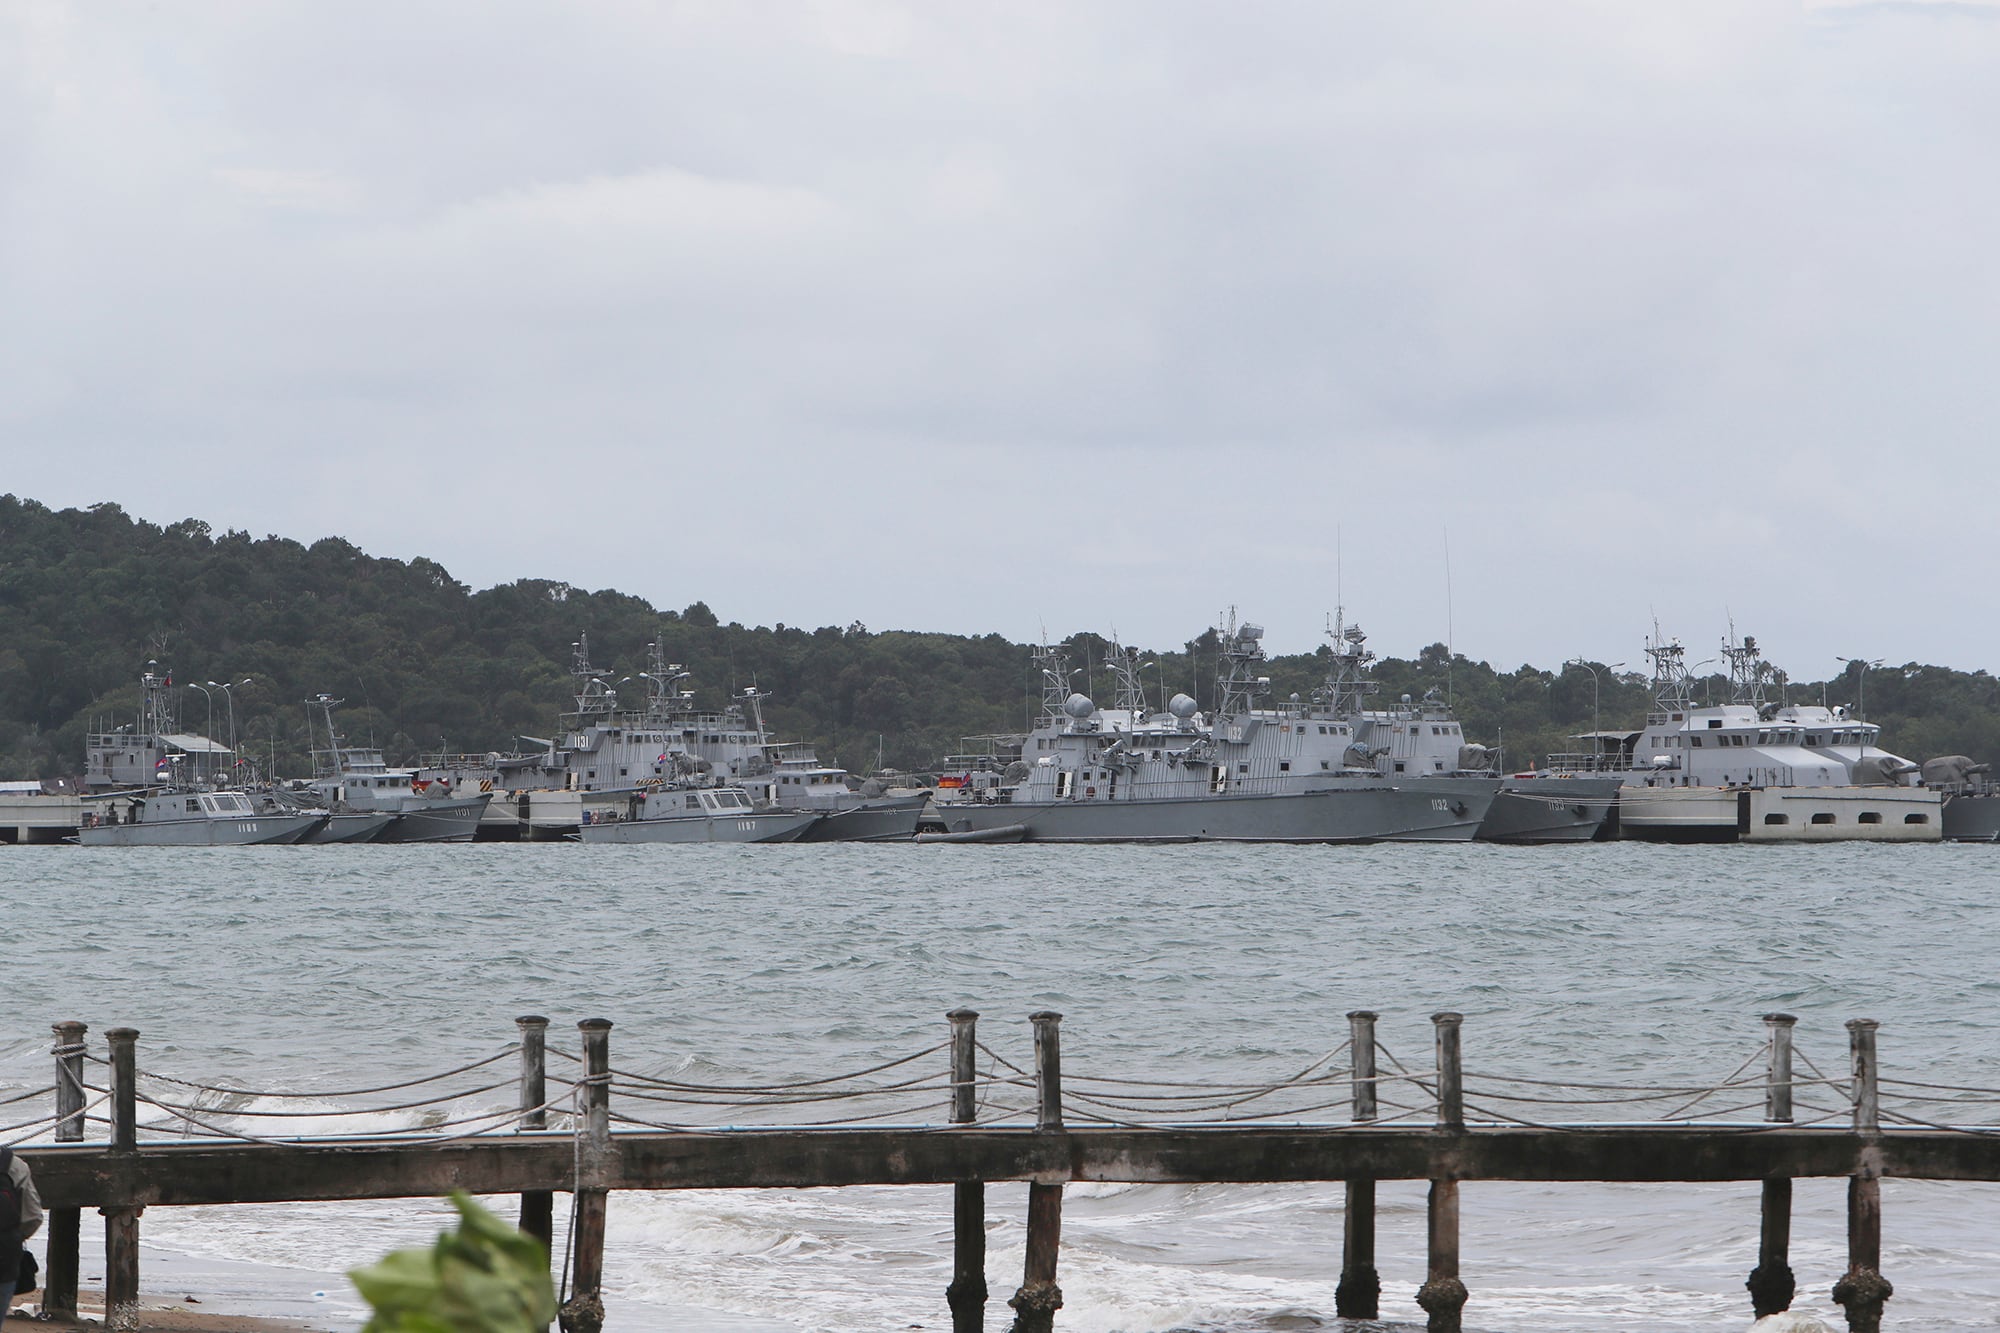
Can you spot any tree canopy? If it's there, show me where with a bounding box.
[2,495,1992,780]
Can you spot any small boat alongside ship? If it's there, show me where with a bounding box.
[78,789,325,846]
[575,784,822,843]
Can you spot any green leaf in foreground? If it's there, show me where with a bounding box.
[350,1191,557,1332]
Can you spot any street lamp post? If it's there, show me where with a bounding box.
[1836,657,1885,760]
[208,678,252,779]
[185,683,215,786]
[1565,659,1626,753]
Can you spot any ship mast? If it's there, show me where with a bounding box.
[1722,628,1775,710]
[1104,643,1152,720]
[1214,611,1270,719]
[1033,642,1074,727]
[1643,629,1693,720]
[1317,609,1378,719]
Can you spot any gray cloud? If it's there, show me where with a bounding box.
[5,1,1998,681]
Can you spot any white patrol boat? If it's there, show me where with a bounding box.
[1549,631,1941,842]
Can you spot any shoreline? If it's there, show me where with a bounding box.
[9,1244,347,1333]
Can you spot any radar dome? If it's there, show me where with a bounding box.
[1064,692,1096,719]
[1167,693,1198,720]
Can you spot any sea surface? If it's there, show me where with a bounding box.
[7,841,2000,1332]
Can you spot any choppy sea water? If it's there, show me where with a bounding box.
[7,841,2000,1332]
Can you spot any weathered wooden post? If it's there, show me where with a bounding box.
[517,1016,555,1281]
[41,1020,88,1320]
[559,1018,613,1333]
[1747,1013,1797,1318]
[947,1008,988,1333]
[1335,1009,1381,1319]
[1008,1011,1064,1333]
[104,1026,143,1328]
[1416,1012,1468,1333]
[1831,1018,1891,1333]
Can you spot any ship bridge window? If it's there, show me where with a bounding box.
[1691,736,1704,747]
[1708,719,1722,728]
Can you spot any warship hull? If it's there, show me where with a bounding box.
[376,795,492,844]
[927,781,1489,844]
[78,811,326,847]
[577,809,821,844]
[1478,776,1620,844]
[303,811,399,843]
[796,795,927,842]
[1617,784,1943,843]
[1942,791,2000,843]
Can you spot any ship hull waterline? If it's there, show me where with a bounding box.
[76,812,327,847]
[927,781,1493,845]
[1478,777,1622,844]
[575,809,823,844]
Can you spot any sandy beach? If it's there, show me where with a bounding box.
[8,1244,347,1333]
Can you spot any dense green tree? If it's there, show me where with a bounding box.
[1,494,1992,780]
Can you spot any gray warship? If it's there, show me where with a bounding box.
[307,695,491,842]
[426,636,920,841]
[78,788,326,846]
[928,619,1493,844]
[576,784,821,843]
[76,663,325,845]
[1315,613,1617,843]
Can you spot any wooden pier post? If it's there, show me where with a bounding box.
[946,1008,988,1333]
[1416,1012,1468,1333]
[1832,1018,1891,1333]
[1008,1011,1064,1333]
[41,1020,87,1320]
[516,1016,555,1280]
[1335,1009,1381,1320]
[1747,1013,1797,1318]
[559,1019,613,1333]
[104,1026,143,1329]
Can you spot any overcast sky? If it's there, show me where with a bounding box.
[5,2,1998,677]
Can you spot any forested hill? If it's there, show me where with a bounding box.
[2,495,1997,780]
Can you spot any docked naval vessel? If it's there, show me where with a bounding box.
[307,695,491,842]
[423,636,921,840]
[1547,631,1941,842]
[928,620,1493,843]
[78,787,325,846]
[1311,613,1617,843]
[575,783,822,843]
